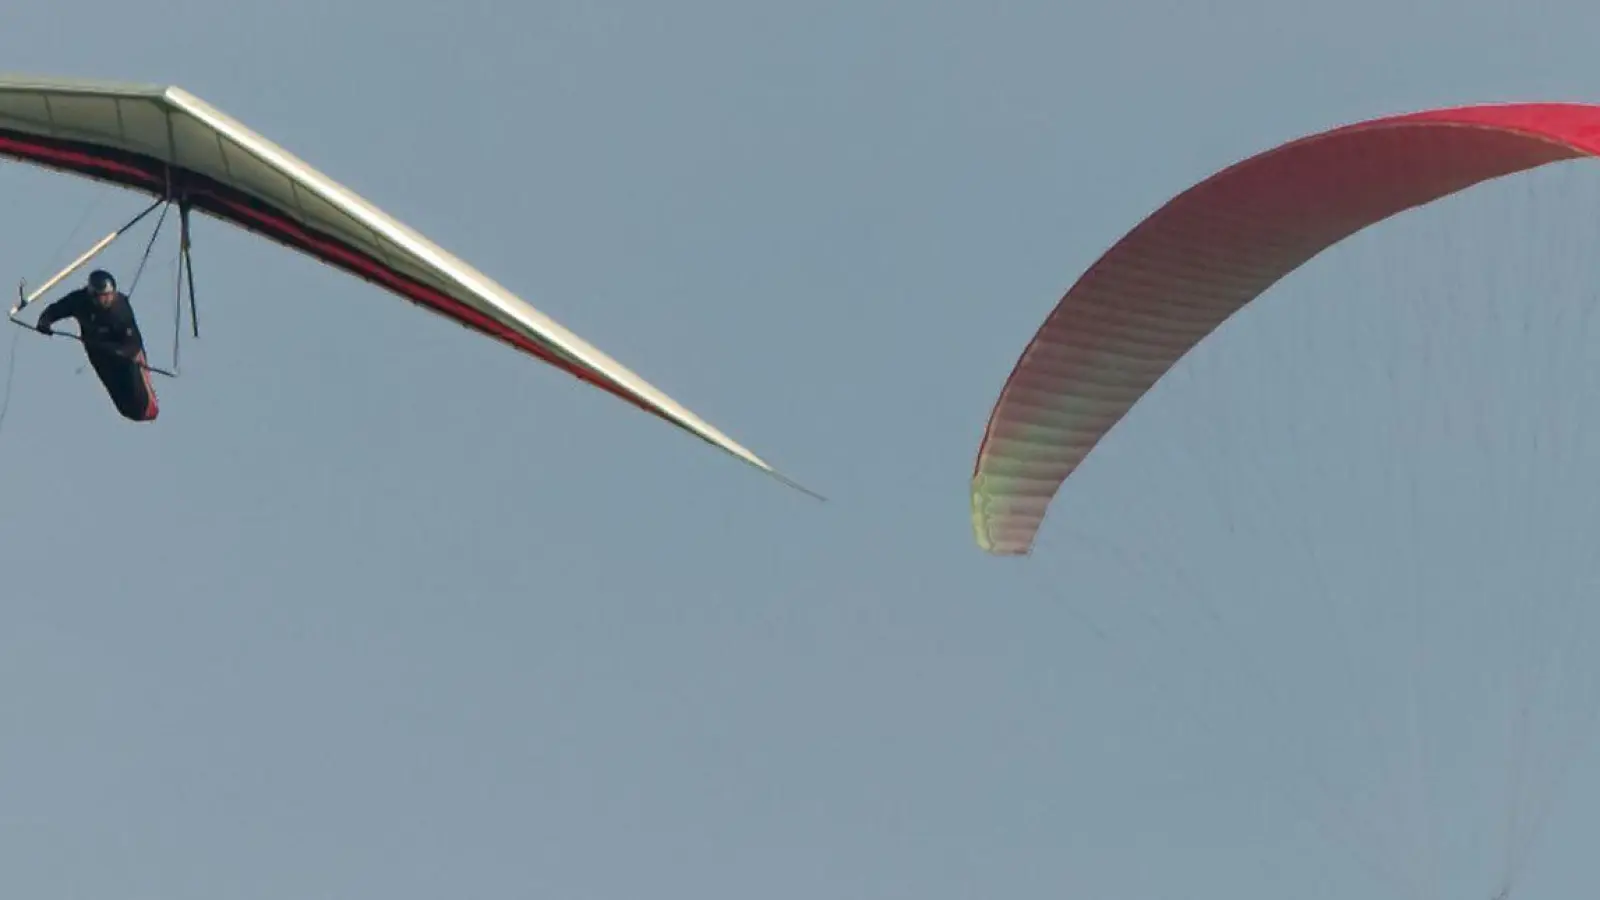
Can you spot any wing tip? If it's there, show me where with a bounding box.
[770,467,828,502]
[728,449,825,502]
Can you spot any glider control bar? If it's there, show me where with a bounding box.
[9,196,165,316]
[7,196,187,378]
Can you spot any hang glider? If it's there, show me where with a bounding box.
[0,74,815,497]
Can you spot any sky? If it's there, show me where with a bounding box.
[2,1,1600,898]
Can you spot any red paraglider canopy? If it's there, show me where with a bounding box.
[972,103,1600,554]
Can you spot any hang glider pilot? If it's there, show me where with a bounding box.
[34,269,160,422]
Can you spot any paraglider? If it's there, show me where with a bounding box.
[0,74,813,495]
[970,102,1600,554]
[967,101,1600,900]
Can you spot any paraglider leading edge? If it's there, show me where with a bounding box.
[971,102,1600,554]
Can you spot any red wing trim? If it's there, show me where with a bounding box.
[0,128,659,419]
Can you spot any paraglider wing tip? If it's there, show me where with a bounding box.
[971,474,1043,555]
[975,535,1033,557]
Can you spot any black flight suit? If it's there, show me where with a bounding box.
[36,287,160,421]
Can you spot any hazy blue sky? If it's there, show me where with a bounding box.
[2,2,1600,898]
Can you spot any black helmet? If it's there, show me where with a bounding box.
[87,269,116,293]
